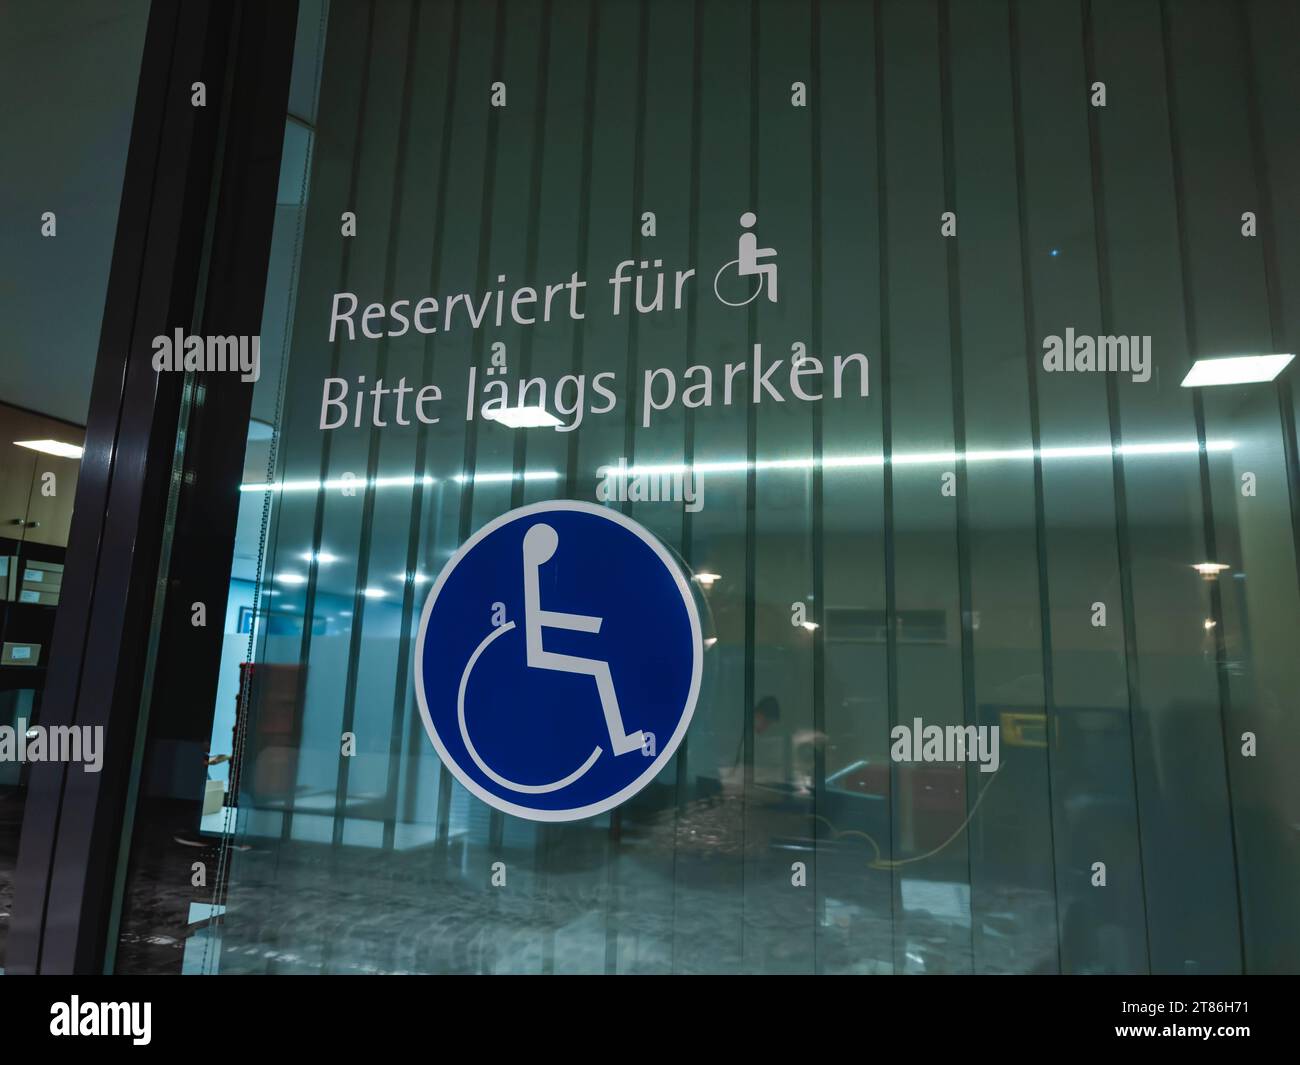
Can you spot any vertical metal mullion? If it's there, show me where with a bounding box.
[739,0,761,973]
[386,0,463,853]
[509,0,554,515]
[1082,0,1154,973]
[545,0,602,972]
[561,0,603,503]
[453,0,509,864]
[808,0,827,972]
[1007,0,1064,974]
[872,0,901,976]
[1155,0,1247,973]
[669,0,706,975]
[602,0,652,977]
[937,0,979,973]
[330,0,422,858]
[395,0,467,842]
[282,0,378,848]
[615,0,653,501]
[507,0,555,972]
[453,0,510,552]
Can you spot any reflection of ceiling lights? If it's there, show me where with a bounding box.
[703,637,718,650]
[1181,353,1294,388]
[1204,618,1217,630]
[693,572,721,587]
[482,406,563,428]
[1192,562,1230,578]
[300,551,339,564]
[800,621,819,632]
[362,587,387,599]
[453,470,559,484]
[275,573,307,585]
[241,474,439,493]
[14,439,84,459]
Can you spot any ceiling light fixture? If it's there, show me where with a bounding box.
[14,439,84,459]
[1180,353,1294,388]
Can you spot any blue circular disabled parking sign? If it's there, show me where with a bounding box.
[414,500,703,822]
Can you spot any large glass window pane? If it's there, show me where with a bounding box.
[109,0,1300,975]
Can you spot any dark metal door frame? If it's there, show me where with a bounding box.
[8,0,298,975]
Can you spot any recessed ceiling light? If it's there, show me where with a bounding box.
[1181,353,1294,388]
[14,439,84,459]
[482,406,563,428]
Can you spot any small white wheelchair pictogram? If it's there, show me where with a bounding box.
[712,211,779,307]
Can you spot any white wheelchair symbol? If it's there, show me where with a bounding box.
[712,211,779,307]
[457,522,645,794]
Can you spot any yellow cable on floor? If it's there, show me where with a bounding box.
[815,766,1003,870]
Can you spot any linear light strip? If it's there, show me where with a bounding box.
[238,439,1234,494]
[240,471,561,493]
[626,439,1235,477]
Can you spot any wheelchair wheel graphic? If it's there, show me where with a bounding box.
[712,258,764,307]
[456,620,601,793]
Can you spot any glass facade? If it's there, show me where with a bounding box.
[109,0,1300,974]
